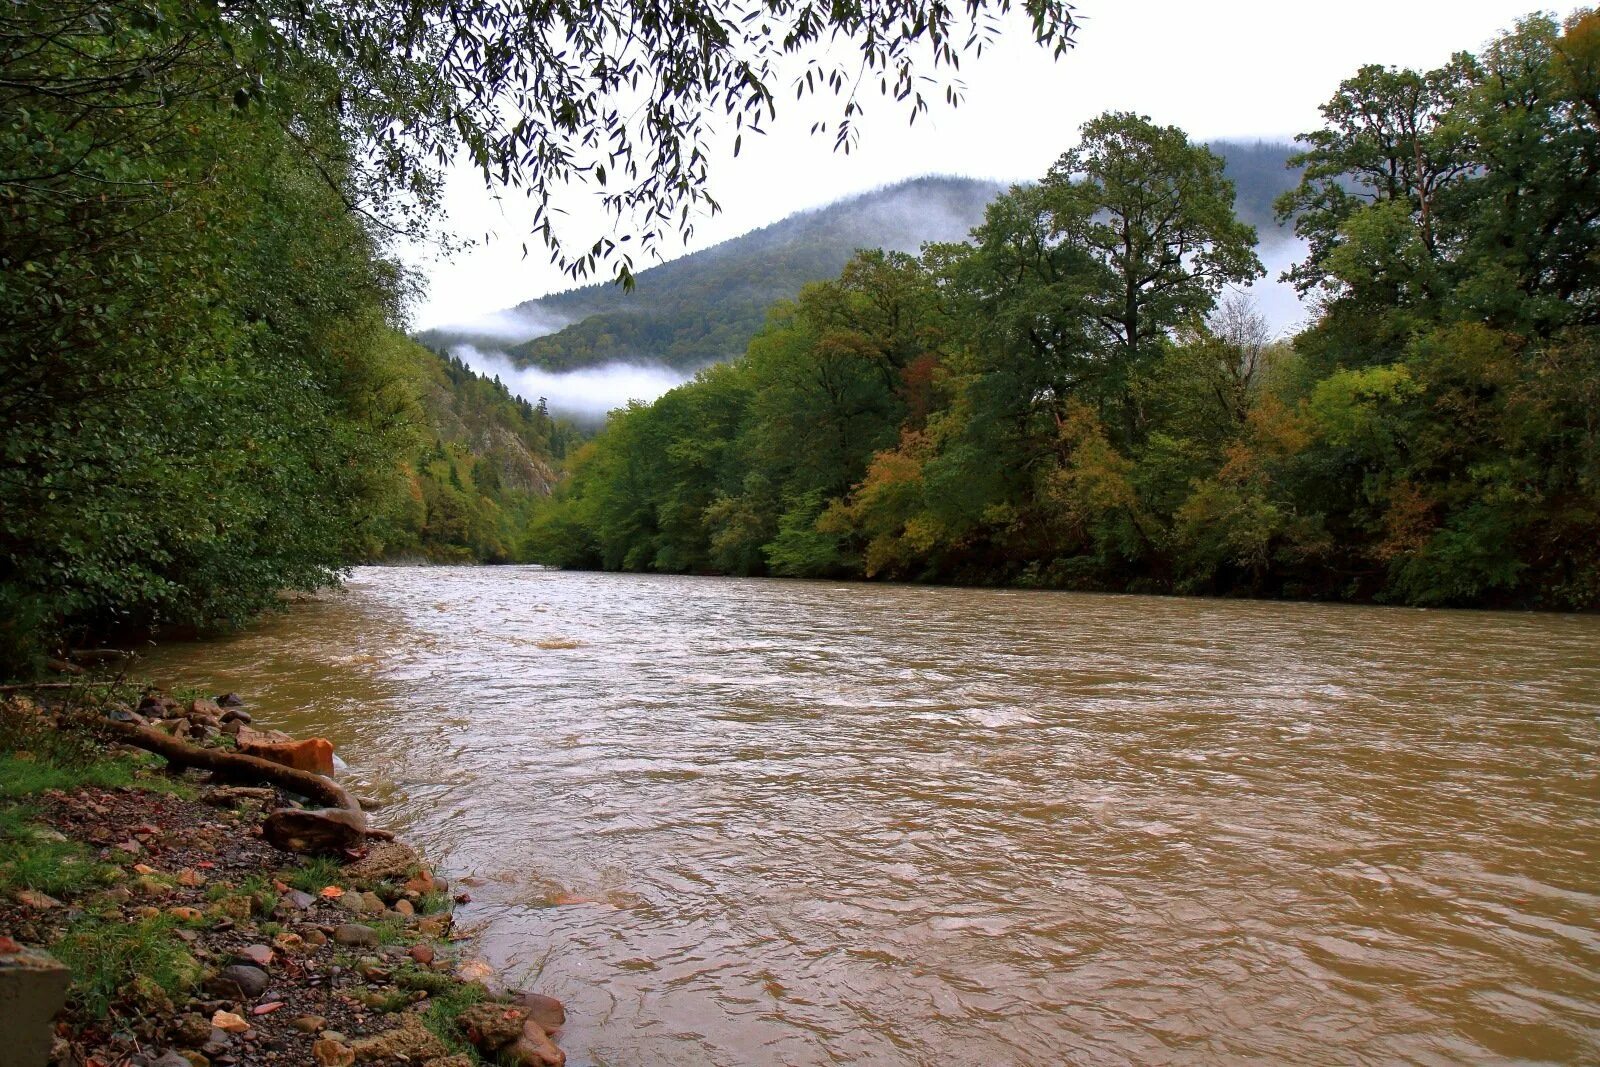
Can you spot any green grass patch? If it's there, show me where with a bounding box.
[54,913,202,1019]
[419,978,489,1060]
[418,889,451,914]
[0,802,118,897]
[283,855,342,892]
[0,751,134,799]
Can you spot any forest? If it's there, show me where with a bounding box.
[524,12,1600,610]
[6,0,1015,675]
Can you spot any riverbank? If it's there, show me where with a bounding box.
[0,688,565,1067]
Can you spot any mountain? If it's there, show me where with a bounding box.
[369,344,582,562]
[419,143,1299,374]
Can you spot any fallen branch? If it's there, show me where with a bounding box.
[95,717,362,813]
[0,682,88,693]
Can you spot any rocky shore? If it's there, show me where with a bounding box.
[0,690,566,1067]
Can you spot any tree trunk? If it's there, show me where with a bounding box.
[95,717,364,813]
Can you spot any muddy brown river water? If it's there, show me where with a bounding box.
[139,566,1600,1065]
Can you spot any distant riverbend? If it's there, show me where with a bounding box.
[139,566,1600,1064]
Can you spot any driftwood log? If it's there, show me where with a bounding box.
[94,718,392,852]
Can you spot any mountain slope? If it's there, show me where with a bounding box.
[422,144,1299,373]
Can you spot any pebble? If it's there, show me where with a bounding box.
[311,1038,354,1067]
[290,1015,327,1034]
[205,964,269,999]
[333,923,379,947]
[210,1010,249,1035]
[234,944,274,968]
[282,889,316,910]
[407,944,434,965]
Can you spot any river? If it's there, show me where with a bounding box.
[138,566,1600,1065]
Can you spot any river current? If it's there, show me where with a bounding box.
[139,566,1600,1065]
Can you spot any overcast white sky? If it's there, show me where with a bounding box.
[408,0,1573,330]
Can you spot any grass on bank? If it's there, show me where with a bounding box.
[53,913,203,1019]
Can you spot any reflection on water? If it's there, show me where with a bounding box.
[139,567,1600,1064]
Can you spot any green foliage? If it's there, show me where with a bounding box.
[527,26,1600,611]
[364,345,575,563]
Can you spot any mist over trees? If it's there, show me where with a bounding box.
[526,11,1600,609]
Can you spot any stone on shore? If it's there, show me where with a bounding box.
[238,736,336,776]
[0,940,70,1067]
[312,1037,356,1066]
[513,991,567,1033]
[457,1002,528,1050]
[340,839,420,883]
[507,1019,567,1067]
[210,1010,249,1034]
[204,964,269,1000]
[349,1014,445,1062]
[262,807,371,854]
[333,923,379,948]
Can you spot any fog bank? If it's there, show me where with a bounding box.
[453,344,691,420]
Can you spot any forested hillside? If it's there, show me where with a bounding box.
[372,347,578,563]
[421,144,1297,375]
[524,13,1600,610]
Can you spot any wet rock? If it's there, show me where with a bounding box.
[188,698,225,720]
[210,1010,248,1035]
[349,1015,445,1062]
[237,737,335,776]
[454,958,496,986]
[506,1020,566,1067]
[262,808,372,855]
[216,692,245,708]
[204,964,268,1000]
[234,725,294,746]
[512,992,567,1033]
[332,923,379,948]
[407,944,434,966]
[312,1037,355,1067]
[457,1002,527,1050]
